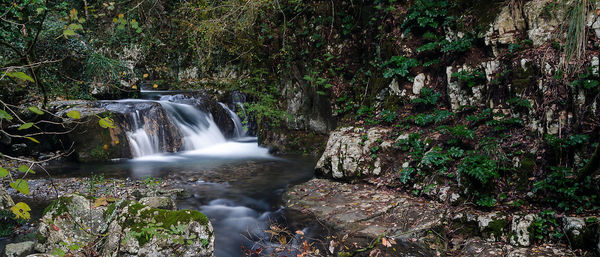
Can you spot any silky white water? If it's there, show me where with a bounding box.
[116,96,265,161]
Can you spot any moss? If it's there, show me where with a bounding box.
[36,232,47,244]
[512,63,535,95]
[516,154,535,191]
[483,218,508,240]
[104,202,117,219]
[122,202,210,247]
[43,196,74,219]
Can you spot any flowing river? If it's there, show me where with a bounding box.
[43,91,320,256]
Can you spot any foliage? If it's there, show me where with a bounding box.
[382,56,418,79]
[452,69,486,88]
[401,0,449,34]
[530,210,563,241]
[409,110,454,126]
[476,195,497,207]
[411,88,441,106]
[440,35,474,54]
[457,153,498,185]
[533,166,599,211]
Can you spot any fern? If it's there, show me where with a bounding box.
[457,153,498,184]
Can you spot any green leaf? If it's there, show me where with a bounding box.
[68,23,83,31]
[67,110,81,119]
[18,122,34,130]
[28,106,44,115]
[25,137,40,144]
[17,165,34,174]
[0,109,13,120]
[10,179,29,195]
[9,72,35,82]
[18,165,28,173]
[0,167,8,178]
[99,117,115,128]
[62,29,77,37]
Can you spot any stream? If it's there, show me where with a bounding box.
[37,91,321,256]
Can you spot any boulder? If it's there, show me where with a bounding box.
[562,216,598,249]
[315,127,393,179]
[51,101,133,162]
[139,197,177,211]
[510,214,537,247]
[36,194,214,257]
[4,241,35,257]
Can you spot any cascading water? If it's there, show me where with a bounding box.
[126,110,161,157]
[116,94,265,160]
[159,101,226,151]
[219,103,246,138]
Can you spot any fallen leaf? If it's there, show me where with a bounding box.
[382,237,392,247]
[94,197,108,207]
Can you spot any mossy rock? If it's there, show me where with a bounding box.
[36,194,214,257]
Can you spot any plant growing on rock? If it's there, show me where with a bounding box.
[382,56,419,79]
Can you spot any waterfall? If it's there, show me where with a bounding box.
[219,103,246,138]
[159,101,226,150]
[118,95,255,158]
[126,110,161,157]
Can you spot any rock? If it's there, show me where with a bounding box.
[523,0,565,46]
[281,76,335,134]
[477,213,508,241]
[592,56,599,76]
[506,244,576,256]
[459,238,503,256]
[4,241,35,257]
[592,16,600,39]
[315,127,393,179]
[446,66,485,111]
[36,194,214,256]
[284,178,438,256]
[0,187,14,210]
[413,73,426,95]
[510,214,537,247]
[139,197,177,210]
[485,4,526,54]
[562,216,596,249]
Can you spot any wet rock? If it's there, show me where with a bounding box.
[3,241,35,257]
[510,214,537,247]
[52,101,133,162]
[139,196,177,210]
[36,194,214,256]
[315,127,393,179]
